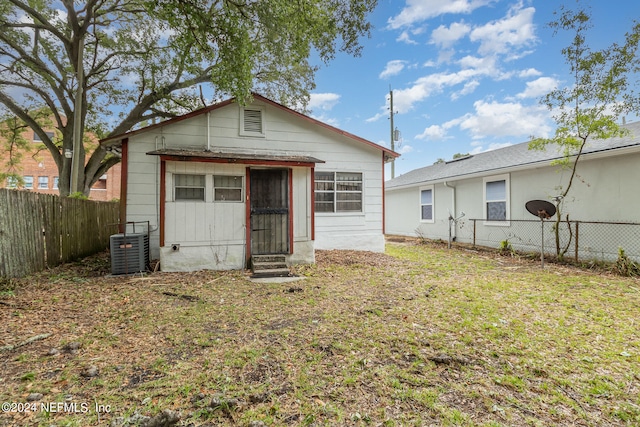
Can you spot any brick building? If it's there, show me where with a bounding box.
[0,127,121,201]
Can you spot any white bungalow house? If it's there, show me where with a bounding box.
[385,121,640,259]
[101,94,398,272]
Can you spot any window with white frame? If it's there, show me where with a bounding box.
[315,171,363,213]
[240,107,265,137]
[24,176,34,189]
[53,176,59,189]
[484,175,509,222]
[420,187,434,222]
[33,130,54,142]
[38,176,49,189]
[174,174,205,201]
[6,176,18,188]
[214,175,243,202]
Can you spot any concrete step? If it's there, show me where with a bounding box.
[252,254,286,263]
[251,255,291,278]
[253,261,288,271]
[251,268,292,278]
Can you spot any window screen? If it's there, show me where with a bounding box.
[174,174,205,201]
[214,175,243,201]
[486,179,506,220]
[421,189,433,221]
[314,171,362,212]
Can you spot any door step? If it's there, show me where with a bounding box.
[251,255,292,278]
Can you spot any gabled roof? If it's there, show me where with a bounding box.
[386,121,640,190]
[101,94,399,162]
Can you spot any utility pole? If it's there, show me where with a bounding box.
[389,88,395,179]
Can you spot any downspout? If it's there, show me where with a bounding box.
[444,181,456,240]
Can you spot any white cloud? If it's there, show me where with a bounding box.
[469,4,536,56]
[398,144,414,154]
[365,111,388,123]
[518,68,543,78]
[308,93,341,111]
[379,60,408,79]
[430,21,471,49]
[516,77,559,99]
[388,0,496,29]
[451,80,479,100]
[458,99,552,139]
[416,124,449,140]
[397,31,418,45]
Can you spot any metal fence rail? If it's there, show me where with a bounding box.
[460,219,640,263]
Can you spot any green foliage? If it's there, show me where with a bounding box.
[498,239,513,256]
[68,192,89,200]
[614,248,640,276]
[0,0,377,196]
[528,6,640,258]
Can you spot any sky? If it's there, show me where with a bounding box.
[305,0,640,178]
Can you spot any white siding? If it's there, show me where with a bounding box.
[385,149,640,256]
[124,99,388,270]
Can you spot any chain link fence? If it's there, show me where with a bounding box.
[454,219,640,263]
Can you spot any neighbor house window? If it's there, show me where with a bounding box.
[484,174,509,223]
[314,171,363,213]
[174,174,205,201]
[239,107,265,137]
[420,186,434,222]
[24,176,34,189]
[38,176,49,189]
[214,175,243,202]
[33,131,55,142]
[6,176,18,188]
[53,176,59,189]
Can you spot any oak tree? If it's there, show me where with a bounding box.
[0,0,376,196]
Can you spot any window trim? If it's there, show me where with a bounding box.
[33,130,54,142]
[6,176,18,188]
[213,175,243,202]
[23,176,34,190]
[314,171,364,214]
[239,106,266,137]
[38,176,49,190]
[53,176,59,190]
[419,185,435,223]
[483,174,510,226]
[173,173,206,202]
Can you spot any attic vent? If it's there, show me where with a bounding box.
[242,108,263,135]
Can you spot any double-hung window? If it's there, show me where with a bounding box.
[315,171,363,213]
[420,186,434,222]
[213,175,243,202]
[24,176,34,189]
[174,174,205,201]
[483,174,509,223]
[38,176,49,189]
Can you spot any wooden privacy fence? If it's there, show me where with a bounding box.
[0,189,120,278]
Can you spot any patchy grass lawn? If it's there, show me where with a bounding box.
[1,242,639,427]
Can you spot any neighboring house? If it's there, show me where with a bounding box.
[385,121,640,250]
[101,94,398,272]
[0,125,121,201]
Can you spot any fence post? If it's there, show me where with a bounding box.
[574,221,579,262]
[472,219,476,247]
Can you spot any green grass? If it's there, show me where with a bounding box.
[0,243,639,426]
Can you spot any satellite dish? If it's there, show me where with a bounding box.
[525,200,556,268]
[525,200,556,219]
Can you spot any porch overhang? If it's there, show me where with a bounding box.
[147,148,324,167]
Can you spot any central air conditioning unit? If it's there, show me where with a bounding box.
[110,233,148,275]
